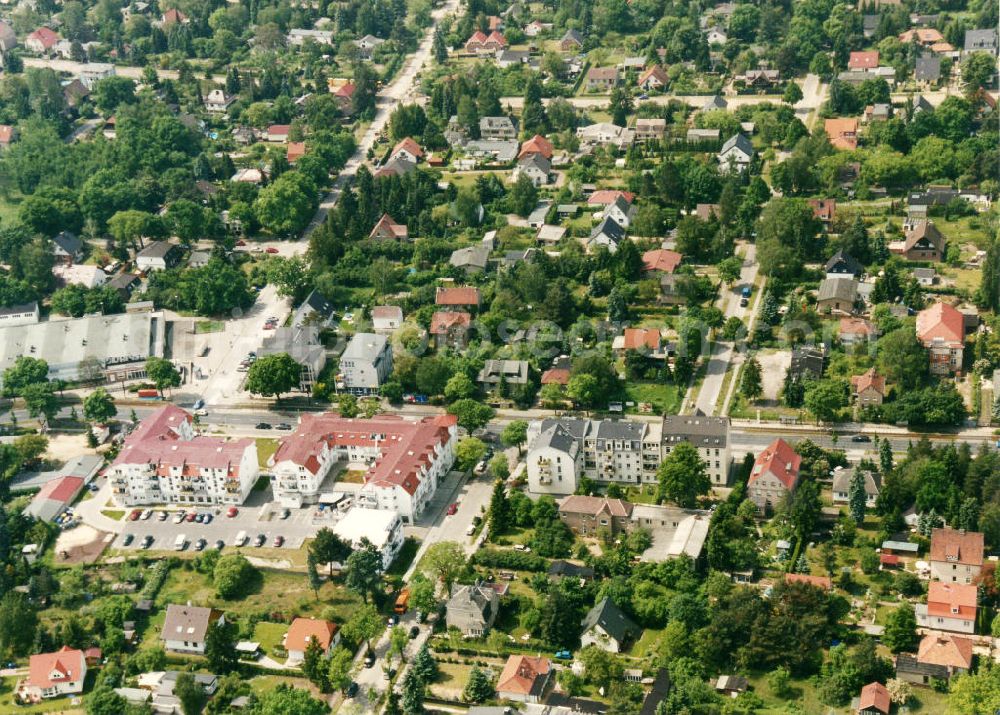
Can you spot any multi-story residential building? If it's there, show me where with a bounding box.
[526,415,730,494]
[332,507,404,570]
[747,438,801,512]
[929,528,984,584]
[108,406,259,506]
[916,302,964,375]
[446,582,501,637]
[661,413,731,486]
[916,582,978,634]
[339,333,393,395]
[268,413,457,519]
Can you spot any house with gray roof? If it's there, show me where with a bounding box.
[52,231,83,262]
[446,583,500,636]
[513,153,551,186]
[465,139,519,163]
[817,277,860,316]
[580,597,639,652]
[718,134,754,172]
[450,244,491,274]
[832,467,881,506]
[477,359,530,388]
[588,216,626,253]
[702,95,727,111]
[964,28,998,55]
[915,53,942,85]
[480,116,517,140]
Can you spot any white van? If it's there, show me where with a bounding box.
[174,534,187,551]
[234,530,248,547]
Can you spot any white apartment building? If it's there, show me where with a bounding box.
[333,507,404,570]
[268,413,457,521]
[339,333,393,394]
[526,415,731,495]
[108,406,259,506]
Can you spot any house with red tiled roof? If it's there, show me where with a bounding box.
[430,311,472,349]
[369,213,409,241]
[541,366,571,385]
[851,367,886,407]
[26,27,59,53]
[808,198,836,225]
[107,405,259,507]
[518,134,554,160]
[284,618,340,664]
[435,286,481,309]
[286,142,306,163]
[899,28,944,47]
[785,573,833,590]
[269,414,457,518]
[917,581,978,634]
[896,633,973,686]
[161,8,188,25]
[825,118,859,151]
[265,124,290,142]
[638,65,668,91]
[848,50,879,71]
[497,655,552,703]
[642,249,681,274]
[19,647,86,702]
[857,681,890,715]
[916,301,964,375]
[929,528,984,583]
[331,81,356,113]
[391,137,424,163]
[587,190,634,207]
[840,317,877,346]
[613,328,662,356]
[748,438,801,512]
[465,30,506,53]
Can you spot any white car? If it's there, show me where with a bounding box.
[173,512,186,524]
[140,509,153,520]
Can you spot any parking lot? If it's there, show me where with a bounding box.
[114,500,326,553]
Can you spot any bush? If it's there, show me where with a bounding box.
[471,548,548,572]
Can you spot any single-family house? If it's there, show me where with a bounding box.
[817,277,859,316]
[586,67,619,92]
[450,244,491,274]
[436,286,481,310]
[889,219,944,261]
[136,241,181,271]
[825,250,863,278]
[916,301,964,374]
[832,467,880,506]
[558,495,633,536]
[964,28,998,55]
[687,128,721,144]
[604,194,636,228]
[512,153,551,186]
[588,216,626,253]
[635,118,666,142]
[477,360,530,389]
[916,582,977,634]
[51,231,83,263]
[790,345,825,380]
[20,647,86,702]
[747,438,801,512]
[560,29,583,51]
[642,249,681,274]
[900,28,944,47]
[851,367,886,407]
[613,328,662,356]
[576,123,634,150]
[841,318,877,346]
[717,134,754,172]
[369,214,409,241]
[715,675,749,698]
[207,90,235,113]
[371,306,403,333]
[446,583,500,636]
[895,634,973,686]
[160,604,225,654]
[848,50,879,71]
[331,82,356,114]
[518,134,554,160]
[497,656,552,703]
[284,618,339,664]
[480,116,517,140]
[809,199,836,226]
[825,118,859,150]
[638,65,668,91]
[26,28,59,54]
[580,598,638,653]
[915,54,942,85]
[738,69,780,88]
[857,682,890,715]
[391,137,424,164]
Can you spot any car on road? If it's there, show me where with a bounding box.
[343,682,359,698]
[363,652,376,668]
[851,435,871,442]
[265,247,279,254]
[192,399,205,410]
[739,297,749,307]
[87,483,99,492]
[254,534,266,547]
[141,535,154,549]
[273,535,284,548]
[194,538,207,551]
[214,539,225,550]
[140,509,152,520]
[194,408,208,416]
[128,509,142,521]
[276,423,292,430]
[122,534,134,546]
[255,422,272,430]
[409,626,419,639]
[227,507,239,518]
[446,503,458,516]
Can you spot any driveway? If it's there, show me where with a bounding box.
[689,243,760,416]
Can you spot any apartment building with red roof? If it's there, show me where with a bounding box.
[747,438,801,512]
[917,581,978,634]
[929,528,984,583]
[108,406,259,506]
[916,301,964,375]
[19,647,86,703]
[268,413,457,519]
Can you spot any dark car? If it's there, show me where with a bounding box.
[195,513,205,523]
[203,513,213,524]
[280,508,290,519]
[122,533,134,546]
[195,538,207,551]
[254,534,266,547]
[409,625,419,639]
[851,435,871,443]
[214,540,225,551]
[276,423,292,430]
[141,535,154,549]
[344,682,359,698]
[363,652,376,668]
[256,422,272,430]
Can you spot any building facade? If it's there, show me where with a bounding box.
[339,333,393,395]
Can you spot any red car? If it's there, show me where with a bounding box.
[128,509,142,521]
[446,503,458,516]
[227,506,239,518]
[185,512,196,522]
[265,247,279,254]
[235,239,247,247]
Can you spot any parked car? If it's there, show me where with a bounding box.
[265,247,279,254]
[276,423,292,430]
[122,534,134,546]
[185,512,197,522]
[195,513,205,523]
[273,535,284,548]
[214,540,225,551]
[254,534,266,547]
[466,524,476,536]
[202,513,213,524]
[128,509,142,521]
[409,626,419,639]
[141,535,154,549]
[158,511,169,521]
[446,503,458,516]
[364,652,376,668]
[192,399,205,410]
[227,506,239,518]
[280,508,290,519]
[554,650,572,660]
[140,509,152,520]
[851,435,871,442]
[194,538,207,551]
[344,682,359,698]
[383,668,396,681]
[173,512,186,524]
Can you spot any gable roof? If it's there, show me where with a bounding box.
[927,581,978,619]
[590,216,626,245]
[851,367,885,395]
[917,634,973,670]
[841,318,876,338]
[930,528,984,567]
[588,190,634,206]
[831,467,880,497]
[720,133,754,158]
[825,250,862,275]
[160,604,221,644]
[28,647,85,690]
[749,438,801,491]
[581,597,638,644]
[902,219,943,252]
[642,249,682,273]
[817,277,858,303]
[392,137,424,159]
[638,65,668,86]
[825,118,858,150]
[848,50,879,70]
[369,213,409,240]
[559,495,633,517]
[28,27,59,49]
[916,301,964,346]
[430,311,471,334]
[52,231,82,255]
[620,328,661,351]
[519,134,554,159]
[858,682,890,715]
[435,286,481,306]
[285,618,338,652]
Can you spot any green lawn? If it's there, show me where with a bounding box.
[100,509,125,521]
[194,320,225,334]
[624,382,683,416]
[255,438,279,469]
[0,677,85,713]
[253,621,289,657]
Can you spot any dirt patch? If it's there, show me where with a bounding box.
[758,349,791,401]
[44,433,99,463]
[54,524,113,565]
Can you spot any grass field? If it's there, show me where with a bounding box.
[624,382,683,416]
[194,320,225,334]
[100,509,125,521]
[253,621,289,656]
[255,438,279,469]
